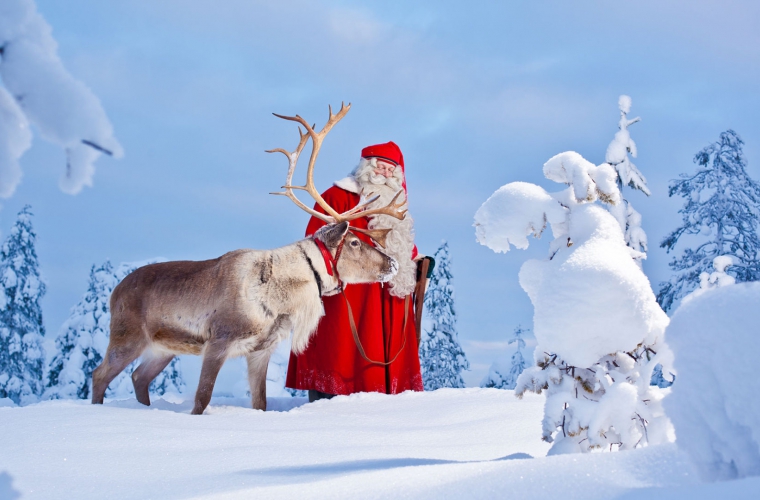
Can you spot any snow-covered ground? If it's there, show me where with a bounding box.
[2,388,756,499]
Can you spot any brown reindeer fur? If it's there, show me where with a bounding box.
[91,223,397,414]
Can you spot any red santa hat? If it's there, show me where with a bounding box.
[361,141,406,193]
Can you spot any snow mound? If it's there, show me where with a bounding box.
[519,204,668,367]
[665,282,760,481]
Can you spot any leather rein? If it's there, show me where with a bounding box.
[313,234,408,366]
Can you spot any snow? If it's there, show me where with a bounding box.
[473,181,566,253]
[658,130,760,311]
[0,0,122,197]
[543,152,620,205]
[518,204,668,367]
[475,146,670,454]
[4,388,744,500]
[0,86,31,198]
[665,281,760,481]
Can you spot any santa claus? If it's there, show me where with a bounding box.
[286,141,423,400]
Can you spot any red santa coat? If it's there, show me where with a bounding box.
[285,184,423,395]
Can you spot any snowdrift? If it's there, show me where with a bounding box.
[0,388,734,500]
[666,282,760,481]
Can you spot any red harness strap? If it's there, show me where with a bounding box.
[313,238,335,276]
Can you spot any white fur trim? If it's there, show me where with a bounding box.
[334,177,361,193]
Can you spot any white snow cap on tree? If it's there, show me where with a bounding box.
[475,155,668,366]
[0,87,31,197]
[473,182,567,253]
[475,152,621,260]
[604,95,648,195]
[518,203,668,367]
[0,0,122,197]
[543,152,620,205]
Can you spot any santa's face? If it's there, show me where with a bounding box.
[350,156,415,297]
[373,160,397,178]
[355,158,404,193]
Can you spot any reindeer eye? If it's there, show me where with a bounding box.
[350,240,360,247]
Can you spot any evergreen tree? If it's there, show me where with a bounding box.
[658,130,760,311]
[45,262,117,399]
[45,259,184,400]
[0,206,46,405]
[419,241,469,390]
[504,326,527,387]
[481,325,528,390]
[603,95,650,263]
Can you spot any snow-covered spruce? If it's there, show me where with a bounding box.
[665,279,760,481]
[602,95,649,265]
[419,241,469,390]
[44,259,184,400]
[258,336,305,398]
[652,255,734,390]
[658,130,760,312]
[0,206,45,405]
[474,151,671,454]
[0,0,122,197]
[481,325,528,390]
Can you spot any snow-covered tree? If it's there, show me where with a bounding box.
[265,337,305,398]
[0,0,122,198]
[45,259,184,400]
[603,95,650,264]
[0,205,45,405]
[45,262,114,400]
[658,130,760,311]
[481,325,528,390]
[419,241,469,390]
[474,150,671,454]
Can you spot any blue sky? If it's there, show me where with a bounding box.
[4,0,760,384]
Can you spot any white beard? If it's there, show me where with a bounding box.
[353,159,416,297]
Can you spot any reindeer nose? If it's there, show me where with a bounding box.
[379,257,398,283]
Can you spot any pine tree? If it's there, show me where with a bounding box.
[45,259,184,400]
[476,149,671,454]
[603,95,650,263]
[481,325,529,390]
[504,326,527,387]
[419,241,469,390]
[45,262,117,399]
[658,130,760,311]
[0,206,46,405]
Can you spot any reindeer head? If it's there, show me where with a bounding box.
[268,103,406,287]
[314,221,398,285]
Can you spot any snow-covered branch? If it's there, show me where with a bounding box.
[0,0,122,197]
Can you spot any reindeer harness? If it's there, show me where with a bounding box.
[313,234,408,366]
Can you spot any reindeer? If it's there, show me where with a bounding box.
[91,103,407,414]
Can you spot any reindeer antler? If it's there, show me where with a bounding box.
[267,103,407,241]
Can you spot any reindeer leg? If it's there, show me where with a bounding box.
[192,341,228,415]
[246,350,273,411]
[131,351,175,406]
[92,337,146,404]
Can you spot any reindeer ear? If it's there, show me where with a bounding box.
[315,221,350,248]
